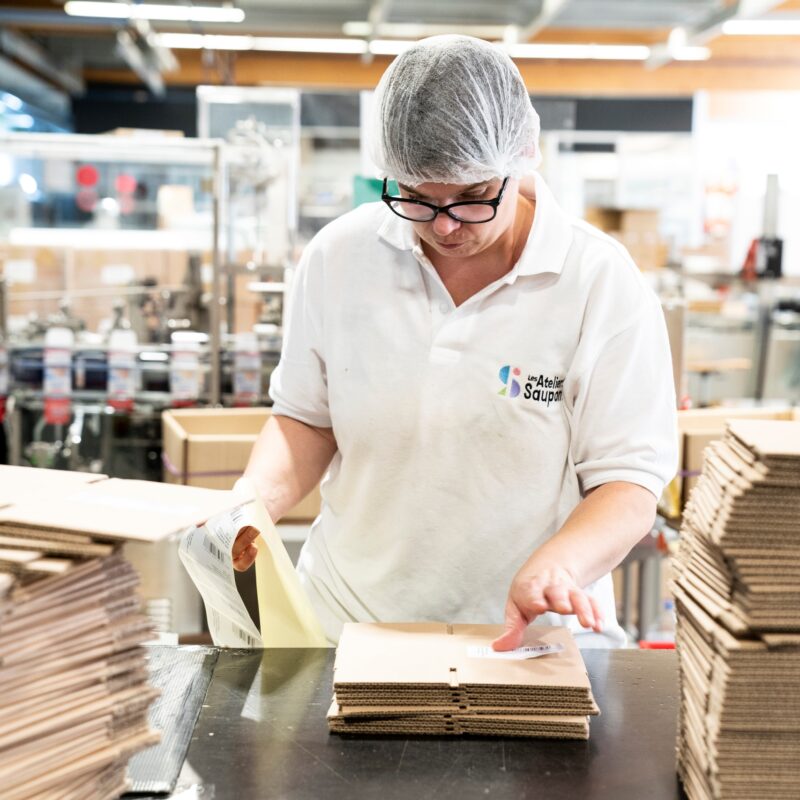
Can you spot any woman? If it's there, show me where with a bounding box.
[234,35,677,649]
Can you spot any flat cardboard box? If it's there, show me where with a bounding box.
[329,623,596,740]
[678,407,798,506]
[327,700,590,739]
[0,465,106,509]
[333,623,595,708]
[0,478,246,543]
[728,418,800,460]
[162,407,322,521]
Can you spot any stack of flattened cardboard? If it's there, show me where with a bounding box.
[0,465,245,799]
[328,623,599,739]
[673,420,800,800]
[0,555,158,800]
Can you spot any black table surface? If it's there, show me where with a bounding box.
[166,648,682,800]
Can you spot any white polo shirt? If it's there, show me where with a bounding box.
[270,172,678,648]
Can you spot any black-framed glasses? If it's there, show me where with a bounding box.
[381,177,509,224]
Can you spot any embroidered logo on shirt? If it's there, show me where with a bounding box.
[498,365,521,398]
[498,366,564,407]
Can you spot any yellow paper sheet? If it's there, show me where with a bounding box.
[234,477,328,648]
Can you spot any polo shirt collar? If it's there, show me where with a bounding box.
[376,171,573,278]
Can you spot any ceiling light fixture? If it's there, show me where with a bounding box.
[254,37,368,54]
[343,21,509,39]
[671,46,711,61]
[154,34,673,62]
[64,2,245,24]
[158,33,255,50]
[156,34,368,54]
[502,43,651,60]
[722,19,800,35]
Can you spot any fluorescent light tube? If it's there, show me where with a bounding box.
[368,40,414,56]
[64,2,245,24]
[252,37,367,54]
[722,19,800,35]
[156,33,368,54]
[344,21,509,39]
[155,33,657,61]
[502,43,651,60]
[672,46,711,61]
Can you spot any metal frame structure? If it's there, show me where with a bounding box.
[0,131,227,407]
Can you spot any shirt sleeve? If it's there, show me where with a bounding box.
[569,284,678,500]
[268,241,332,428]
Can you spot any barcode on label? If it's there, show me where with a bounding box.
[467,643,565,660]
[515,645,563,656]
[205,539,225,561]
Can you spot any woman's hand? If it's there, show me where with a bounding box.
[232,525,260,572]
[492,562,604,651]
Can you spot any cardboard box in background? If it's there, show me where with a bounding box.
[584,207,660,235]
[162,407,322,521]
[619,209,660,234]
[612,232,669,270]
[584,207,668,270]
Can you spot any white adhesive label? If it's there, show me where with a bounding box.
[467,643,565,661]
[43,347,71,397]
[178,505,264,649]
[233,334,261,405]
[170,346,202,403]
[233,350,261,404]
[108,329,138,408]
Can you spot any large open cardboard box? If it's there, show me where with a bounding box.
[162,407,322,522]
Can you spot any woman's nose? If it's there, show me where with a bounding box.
[432,213,462,237]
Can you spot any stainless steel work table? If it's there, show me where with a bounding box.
[164,648,682,800]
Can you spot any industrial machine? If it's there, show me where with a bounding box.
[0,127,298,478]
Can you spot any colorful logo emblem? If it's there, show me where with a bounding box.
[498,365,521,398]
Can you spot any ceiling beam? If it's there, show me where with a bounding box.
[360,0,391,64]
[0,28,85,95]
[84,47,800,95]
[115,28,163,96]
[507,0,570,44]
[0,53,71,119]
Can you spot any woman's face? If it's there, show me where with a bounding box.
[398,176,519,261]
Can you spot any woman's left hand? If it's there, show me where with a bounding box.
[492,562,604,651]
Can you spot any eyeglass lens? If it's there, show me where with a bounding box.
[387,200,495,223]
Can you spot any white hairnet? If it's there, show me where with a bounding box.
[369,35,541,187]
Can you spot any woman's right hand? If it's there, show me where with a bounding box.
[233,525,260,571]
